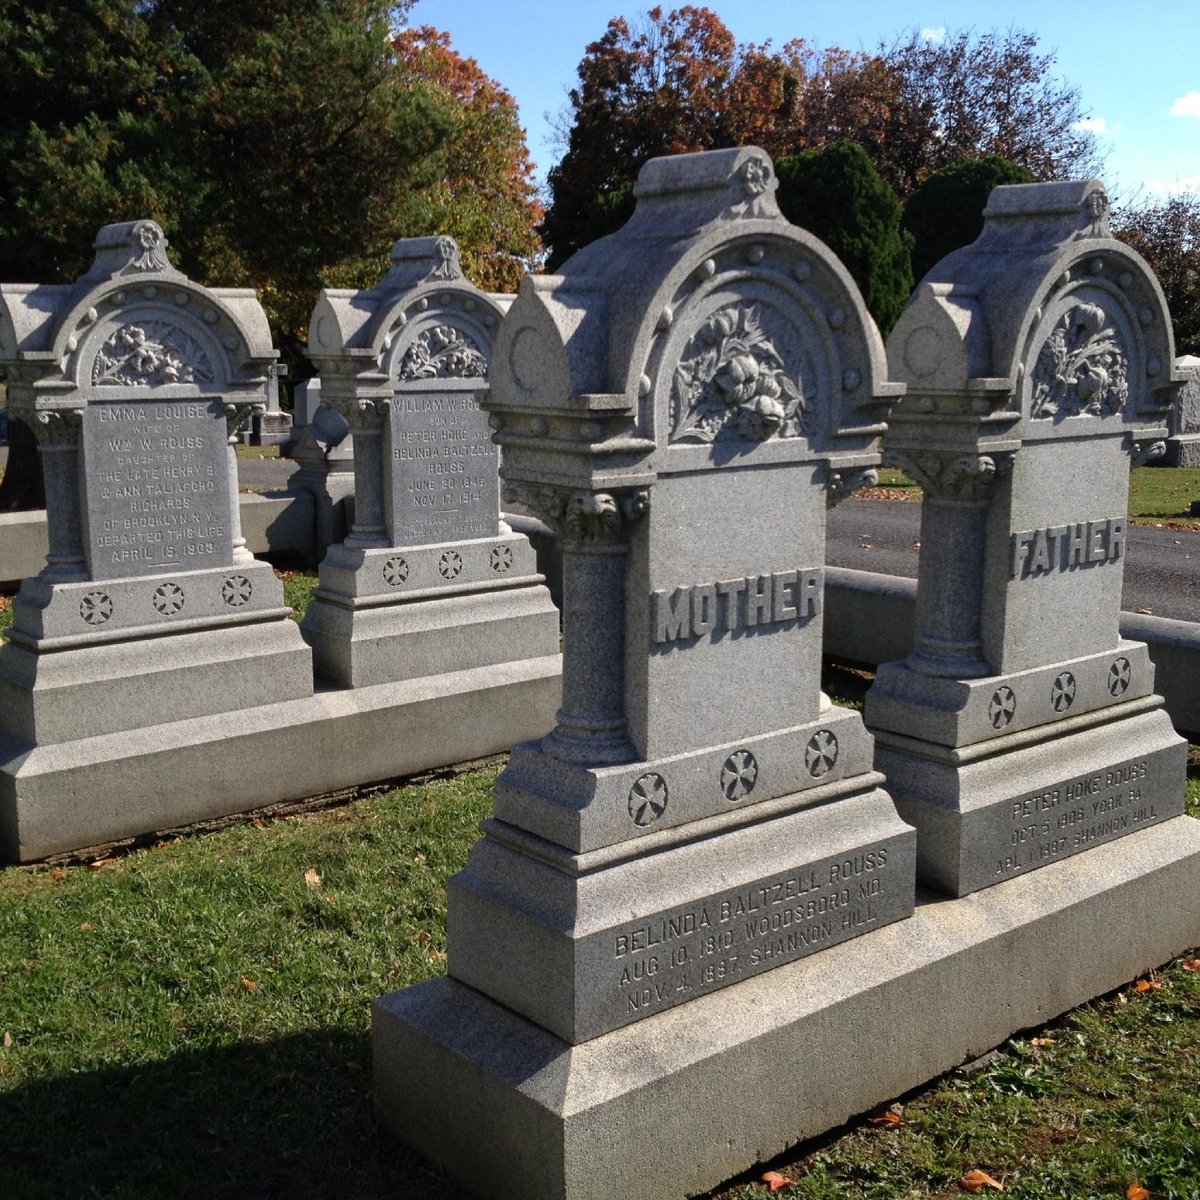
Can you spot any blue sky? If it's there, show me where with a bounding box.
[408,0,1200,203]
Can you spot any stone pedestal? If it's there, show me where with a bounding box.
[375,817,1200,1200]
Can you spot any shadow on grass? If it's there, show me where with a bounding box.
[0,1030,471,1200]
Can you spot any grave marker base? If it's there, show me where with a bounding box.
[0,654,560,862]
[875,699,1185,896]
[374,816,1200,1200]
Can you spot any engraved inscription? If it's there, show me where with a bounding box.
[994,757,1166,881]
[652,568,822,644]
[608,845,896,1022]
[84,401,230,579]
[389,392,498,546]
[1010,517,1125,579]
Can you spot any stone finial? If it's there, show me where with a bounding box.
[977,180,1112,246]
[82,220,183,281]
[378,235,464,293]
[624,147,783,234]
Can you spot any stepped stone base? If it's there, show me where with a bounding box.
[0,655,560,862]
[374,817,1200,1200]
[874,699,1185,896]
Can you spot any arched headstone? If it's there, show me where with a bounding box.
[867,181,1188,895]
[301,236,560,688]
[0,221,313,859]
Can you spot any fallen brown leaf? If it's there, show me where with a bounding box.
[79,922,93,931]
[50,869,64,880]
[1127,1183,1150,1200]
[869,1110,902,1126]
[959,1168,1004,1193]
[415,931,431,946]
[1135,607,1152,615]
[1133,978,1162,993]
[1182,958,1200,972]
[1030,1037,1055,1047]
[304,867,322,889]
[761,1170,796,1192]
[428,948,446,963]
[240,976,259,992]
[88,857,117,870]
[3,1031,12,1048]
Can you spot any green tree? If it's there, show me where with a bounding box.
[903,155,1035,283]
[775,141,914,335]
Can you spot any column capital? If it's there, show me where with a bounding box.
[884,449,1012,502]
[503,482,650,546]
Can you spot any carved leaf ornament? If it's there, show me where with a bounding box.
[398,325,487,381]
[1031,303,1129,419]
[671,305,808,443]
[92,321,215,387]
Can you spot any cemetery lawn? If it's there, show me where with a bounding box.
[0,748,1197,1200]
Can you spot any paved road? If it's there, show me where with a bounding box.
[828,498,1200,624]
[4,446,1196,623]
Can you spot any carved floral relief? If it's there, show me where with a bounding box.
[670,305,809,443]
[91,322,215,387]
[397,325,487,381]
[1030,303,1129,419]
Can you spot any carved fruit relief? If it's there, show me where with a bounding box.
[92,321,215,387]
[671,305,810,443]
[1031,303,1129,419]
[397,325,487,381]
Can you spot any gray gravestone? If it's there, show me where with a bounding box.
[0,220,313,857]
[299,235,559,687]
[1163,356,1200,466]
[372,148,917,1192]
[865,181,1187,896]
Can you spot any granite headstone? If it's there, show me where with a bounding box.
[0,220,313,858]
[300,235,559,687]
[372,148,917,1194]
[866,181,1188,895]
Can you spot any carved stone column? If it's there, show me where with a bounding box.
[341,401,390,549]
[507,483,649,765]
[28,409,87,581]
[224,401,265,566]
[886,450,1008,678]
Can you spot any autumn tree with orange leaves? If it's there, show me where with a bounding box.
[541,7,1100,265]
[392,27,543,291]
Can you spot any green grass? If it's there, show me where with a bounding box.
[1,759,1198,1200]
[0,594,10,635]
[867,466,1200,529]
[278,569,319,621]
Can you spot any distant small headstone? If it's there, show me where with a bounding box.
[300,235,559,687]
[1163,356,1200,466]
[867,180,1187,896]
